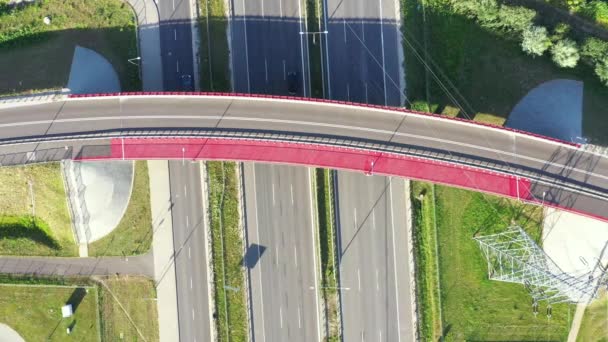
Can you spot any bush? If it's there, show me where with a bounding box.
[595,58,608,85]
[551,22,571,42]
[411,100,434,113]
[498,5,537,33]
[581,37,608,62]
[580,0,608,27]
[551,38,580,67]
[522,26,551,56]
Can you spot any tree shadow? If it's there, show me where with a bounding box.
[0,216,60,249]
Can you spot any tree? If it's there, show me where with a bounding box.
[595,58,608,86]
[551,39,580,68]
[581,37,608,63]
[498,5,536,33]
[521,26,550,57]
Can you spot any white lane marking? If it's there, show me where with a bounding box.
[307,168,322,342]
[376,269,379,292]
[188,247,191,259]
[174,29,177,41]
[264,58,269,84]
[294,245,298,267]
[365,83,369,104]
[283,60,287,80]
[353,207,357,230]
[378,0,388,105]
[275,246,278,265]
[186,215,189,227]
[379,330,382,341]
[172,0,175,10]
[372,209,376,231]
[176,60,180,73]
[297,0,307,97]
[279,0,283,17]
[298,306,302,329]
[358,268,361,291]
[241,0,252,92]
[361,331,365,342]
[272,183,276,206]
[389,179,402,342]
[279,306,283,328]
[192,308,195,320]
[346,83,350,101]
[184,185,187,197]
[290,183,294,205]
[362,20,365,42]
[343,18,347,43]
[190,277,193,289]
[261,0,265,17]
[251,166,267,342]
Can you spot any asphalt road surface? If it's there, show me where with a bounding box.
[1,96,607,219]
[168,161,212,342]
[243,163,322,342]
[231,0,311,96]
[336,172,414,341]
[325,0,404,105]
[158,0,196,90]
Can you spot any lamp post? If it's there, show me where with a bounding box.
[127,56,141,65]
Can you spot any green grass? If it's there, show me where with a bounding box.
[0,163,77,256]
[88,161,152,256]
[98,275,159,342]
[207,161,248,342]
[314,169,340,342]
[410,182,442,341]
[198,0,230,91]
[0,283,99,341]
[0,0,140,94]
[423,183,575,341]
[402,0,608,144]
[577,291,608,341]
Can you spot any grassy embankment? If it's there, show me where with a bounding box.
[89,161,153,256]
[98,275,159,342]
[402,0,608,139]
[198,0,230,91]
[0,0,140,95]
[0,163,77,256]
[315,169,340,342]
[411,182,574,340]
[577,291,608,341]
[207,161,248,342]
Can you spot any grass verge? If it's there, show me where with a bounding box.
[0,283,99,341]
[402,0,608,143]
[306,0,324,98]
[89,161,152,256]
[410,182,442,340]
[0,0,140,94]
[98,275,159,342]
[577,291,608,341]
[315,169,340,342]
[207,161,248,342]
[198,0,230,91]
[0,163,76,256]
[412,182,575,340]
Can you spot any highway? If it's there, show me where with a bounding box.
[168,161,212,342]
[242,163,322,342]
[0,95,606,219]
[230,0,310,96]
[158,0,196,90]
[325,0,404,105]
[336,172,414,341]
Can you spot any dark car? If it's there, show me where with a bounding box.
[287,71,298,95]
[180,74,193,91]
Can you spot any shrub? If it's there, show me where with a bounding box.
[595,58,608,85]
[580,0,608,27]
[498,5,537,33]
[551,22,571,42]
[581,37,608,63]
[411,100,433,113]
[522,26,551,56]
[551,38,580,67]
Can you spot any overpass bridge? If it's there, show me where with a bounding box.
[0,92,606,220]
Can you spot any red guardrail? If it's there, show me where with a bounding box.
[67,92,581,148]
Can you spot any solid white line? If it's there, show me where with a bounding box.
[362,20,365,42]
[252,166,267,342]
[279,0,283,17]
[192,308,195,320]
[372,209,376,231]
[353,207,357,230]
[184,185,187,197]
[191,277,193,289]
[188,247,191,259]
[264,58,269,84]
[343,18,347,43]
[174,29,177,41]
[379,330,382,341]
[389,179,402,342]
[378,0,388,105]
[272,183,276,206]
[172,0,175,10]
[186,215,189,227]
[297,0,307,97]
[298,306,302,328]
[376,269,379,291]
[279,306,283,328]
[294,245,298,267]
[261,0,265,17]
[307,168,322,342]
[275,246,279,265]
[290,183,294,205]
[358,268,361,291]
[241,0,252,92]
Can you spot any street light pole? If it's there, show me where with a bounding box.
[127,56,141,65]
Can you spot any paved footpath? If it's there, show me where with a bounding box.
[0,253,153,277]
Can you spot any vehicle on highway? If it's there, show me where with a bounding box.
[287,71,298,95]
[180,74,193,91]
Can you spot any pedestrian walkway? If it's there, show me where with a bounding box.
[148,160,180,342]
[0,253,153,277]
[125,0,164,91]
